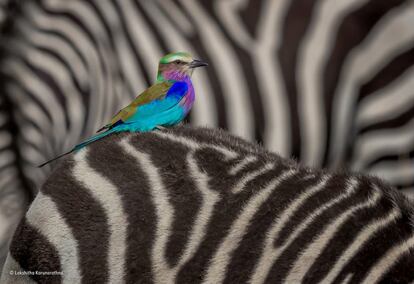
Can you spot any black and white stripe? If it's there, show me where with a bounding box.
[2,127,413,283]
[1,0,414,193]
[1,0,414,269]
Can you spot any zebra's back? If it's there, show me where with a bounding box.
[2,126,414,283]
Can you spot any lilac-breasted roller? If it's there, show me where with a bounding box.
[38,52,208,167]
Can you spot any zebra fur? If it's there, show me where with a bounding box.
[2,126,413,283]
[1,0,414,272]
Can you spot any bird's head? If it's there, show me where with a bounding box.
[156,52,208,82]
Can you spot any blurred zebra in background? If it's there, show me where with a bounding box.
[0,0,414,267]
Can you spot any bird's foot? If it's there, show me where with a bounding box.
[155,126,167,131]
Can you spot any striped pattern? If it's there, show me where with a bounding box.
[1,0,414,269]
[2,127,413,283]
[1,0,414,195]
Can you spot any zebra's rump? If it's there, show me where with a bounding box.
[2,126,413,283]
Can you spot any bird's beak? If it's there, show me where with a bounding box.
[189,59,208,68]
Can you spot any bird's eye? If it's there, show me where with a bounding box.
[175,60,184,65]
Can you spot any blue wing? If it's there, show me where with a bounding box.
[124,81,188,121]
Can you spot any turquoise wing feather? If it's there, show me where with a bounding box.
[98,81,173,131]
[123,81,188,122]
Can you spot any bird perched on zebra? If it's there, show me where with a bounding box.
[38,52,207,167]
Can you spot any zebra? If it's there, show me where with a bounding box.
[2,126,414,283]
[1,0,414,270]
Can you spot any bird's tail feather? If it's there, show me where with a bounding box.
[96,124,109,133]
[38,129,116,168]
[73,129,116,150]
[37,149,75,168]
